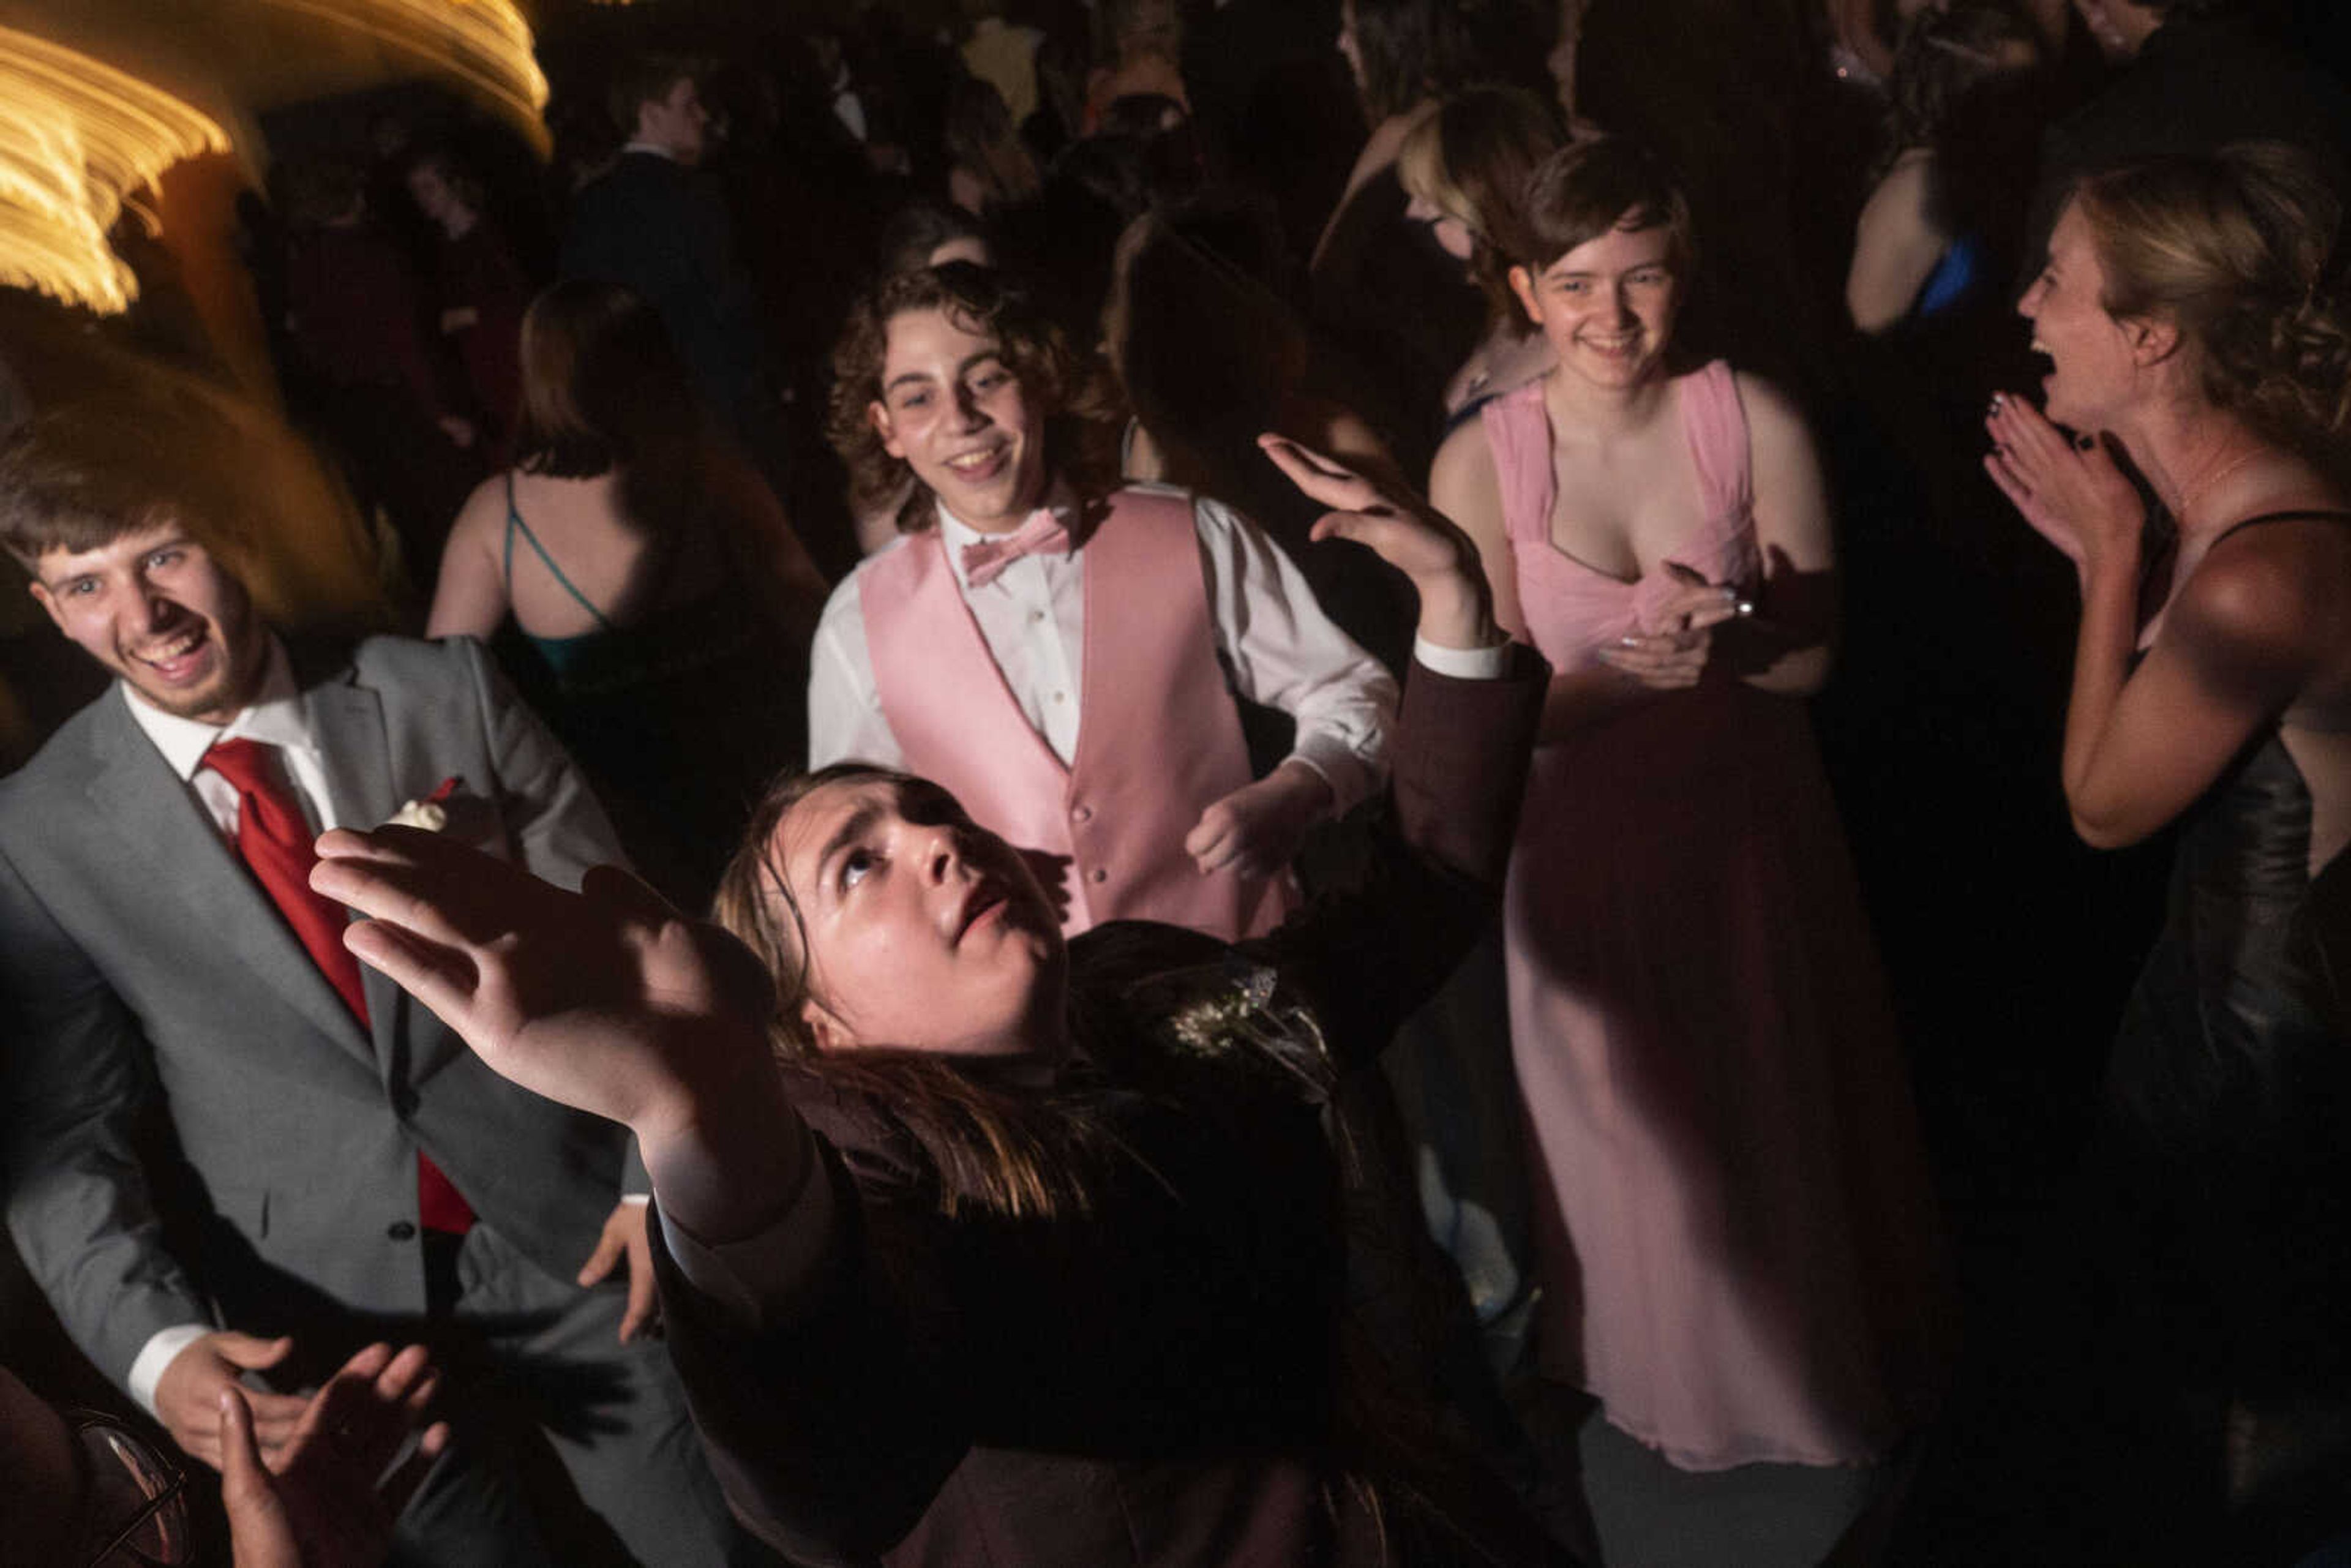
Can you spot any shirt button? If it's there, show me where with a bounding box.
[1089,868,1108,884]
[1072,805,1093,823]
[1051,691,1066,704]
[1029,609,1046,624]
[386,1220,417,1241]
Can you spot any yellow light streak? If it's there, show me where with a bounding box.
[257,0,548,133]
[0,25,228,315]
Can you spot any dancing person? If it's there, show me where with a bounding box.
[1395,85,1566,421]
[2026,0,2351,265]
[405,149,534,452]
[943,76,1042,217]
[313,447,1575,1567]
[0,409,743,1564]
[429,280,828,908]
[561,54,775,445]
[1315,0,1542,473]
[1428,136,1951,1471]
[1985,143,2351,1559]
[810,261,1395,942]
[1847,1,2049,334]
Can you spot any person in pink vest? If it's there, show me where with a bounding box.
[810,261,1396,940]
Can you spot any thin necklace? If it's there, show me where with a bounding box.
[2177,441,2265,523]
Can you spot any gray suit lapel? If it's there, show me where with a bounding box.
[302,669,410,1078]
[83,694,378,1074]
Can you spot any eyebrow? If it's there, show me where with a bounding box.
[882,348,1009,397]
[812,800,888,893]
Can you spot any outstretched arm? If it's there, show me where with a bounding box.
[310,837,809,1252]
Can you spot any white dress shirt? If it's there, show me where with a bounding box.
[807,485,1398,814]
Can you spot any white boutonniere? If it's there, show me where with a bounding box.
[384,776,462,832]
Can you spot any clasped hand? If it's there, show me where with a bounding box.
[1985,391,2145,572]
[1597,563,1747,690]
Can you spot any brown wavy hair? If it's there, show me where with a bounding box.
[825,261,1123,535]
[1512,134,1695,279]
[2075,142,2351,460]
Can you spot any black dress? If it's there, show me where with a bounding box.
[2085,511,2351,1558]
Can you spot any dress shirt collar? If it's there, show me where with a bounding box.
[936,479,1080,591]
[620,140,681,163]
[121,636,313,781]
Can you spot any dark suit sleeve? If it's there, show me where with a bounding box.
[0,842,211,1385]
[1239,647,1545,1071]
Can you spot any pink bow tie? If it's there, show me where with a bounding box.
[959,511,1070,587]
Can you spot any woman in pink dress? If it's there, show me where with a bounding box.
[1430,137,1950,1471]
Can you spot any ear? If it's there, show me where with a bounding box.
[1509,264,1542,328]
[868,400,906,460]
[799,996,856,1053]
[26,579,62,632]
[2124,313,2181,367]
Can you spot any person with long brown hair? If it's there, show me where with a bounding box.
[314,451,1578,1567]
[1985,141,2351,1556]
[429,279,828,906]
[809,261,1394,943]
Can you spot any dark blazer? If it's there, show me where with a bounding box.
[651,650,1570,1568]
[2026,15,2351,265]
[560,150,770,433]
[0,636,632,1385]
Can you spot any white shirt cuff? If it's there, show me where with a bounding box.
[128,1324,213,1416]
[655,1137,838,1331]
[1412,635,1512,680]
[620,1193,650,1205]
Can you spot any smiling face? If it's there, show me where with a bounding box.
[29,520,266,724]
[2019,200,2146,430]
[1510,216,1681,391]
[868,304,1049,532]
[771,775,1065,1058]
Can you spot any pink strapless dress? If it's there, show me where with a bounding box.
[1487,364,1949,1470]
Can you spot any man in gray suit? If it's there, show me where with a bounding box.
[0,410,741,1566]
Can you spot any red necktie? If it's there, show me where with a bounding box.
[959,509,1070,587]
[201,738,474,1236]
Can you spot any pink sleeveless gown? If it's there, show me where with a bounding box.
[1485,364,1949,1470]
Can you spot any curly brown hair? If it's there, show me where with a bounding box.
[825,261,1123,535]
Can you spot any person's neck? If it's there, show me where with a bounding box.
[441,207,478,242]
[2125,400,2270,531]
[953,472,1059,535]
[1544,363,1673,441]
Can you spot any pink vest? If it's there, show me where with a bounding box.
[862,488,1294,940]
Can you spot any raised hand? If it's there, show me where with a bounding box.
[219,1341,447,1568]
[309,827,771,1141]
[1258,433,1496,649]
[1985,391,2145,572]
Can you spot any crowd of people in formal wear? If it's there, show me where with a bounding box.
[6,0,2351,1565]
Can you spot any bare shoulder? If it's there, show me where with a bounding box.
[1728,369,1813,449]
[1430,414,1500,508]
[446,471,511,554]
[2182,512,2351,652]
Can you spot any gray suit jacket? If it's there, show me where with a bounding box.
[0,634,636,1387]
